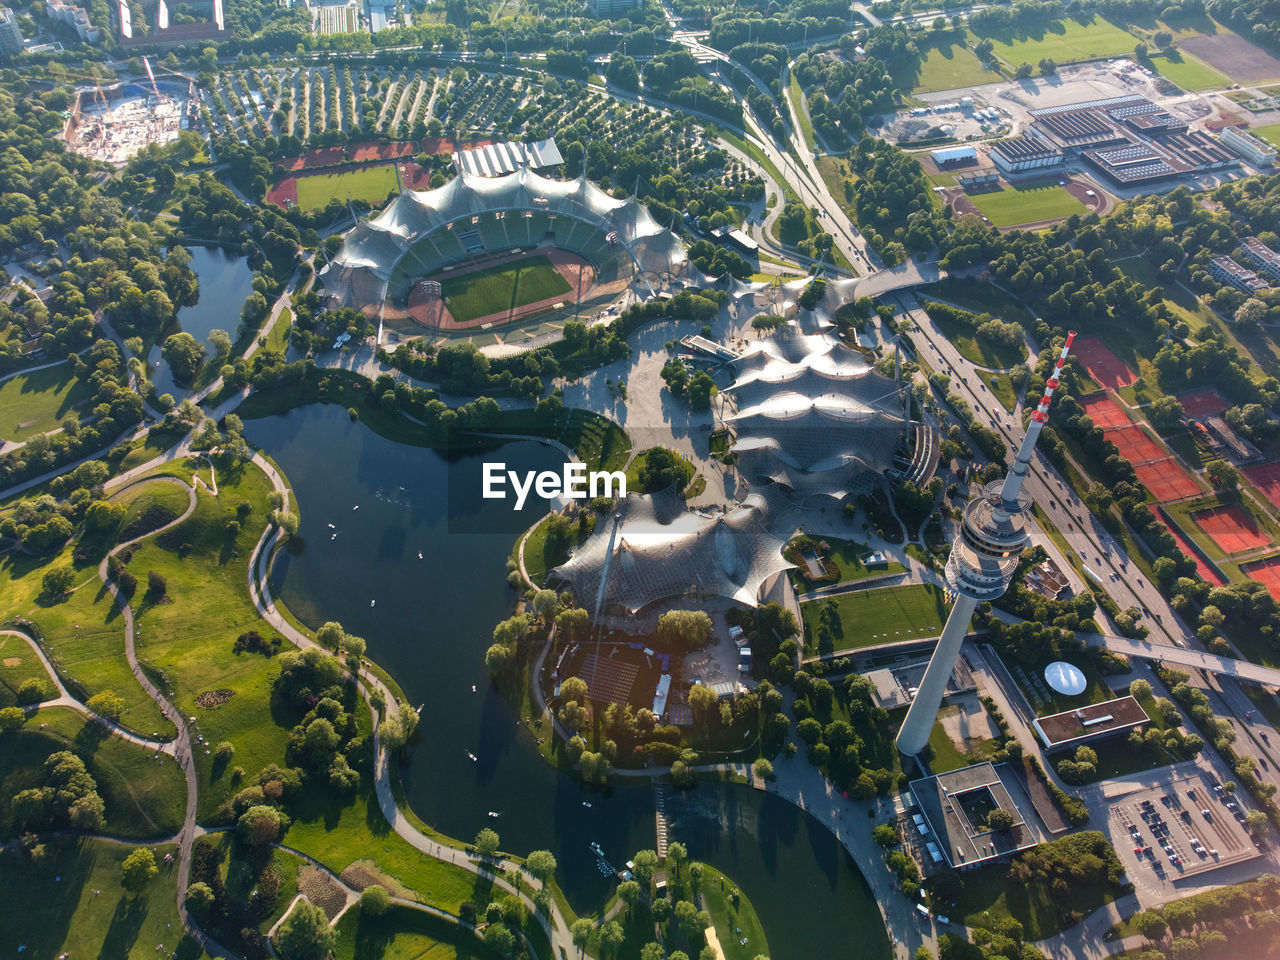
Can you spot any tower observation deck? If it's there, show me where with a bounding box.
[895,333,1076,756]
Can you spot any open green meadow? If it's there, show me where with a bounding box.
[701,863,770,960]
[0,705,187,839]
[921,300,1029,370]
[441,255,572,324]
[976,15,1137,66]
[967,184,1085,227]
[800,583,949,656]
[3,539,176,738]
[0,632,57,707]
[0,361,94,443]
[0,837,195,960]
[909,43,1003,93]
[333,903,500,960]
[1254,123,1280,149]
[295,166,399,210]
[1149,53,1229,91]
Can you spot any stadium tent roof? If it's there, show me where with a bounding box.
[318,168,688,311]
[716,313,906,500]
[551,491,793,615]
[455,137,564,177]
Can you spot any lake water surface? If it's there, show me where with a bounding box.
[244,402,891,960]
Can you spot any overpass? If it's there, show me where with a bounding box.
[1086,633,1280,688]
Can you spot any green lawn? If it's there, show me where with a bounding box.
[787,536,905,595]
[908,43,1003,93]
[285,794,493,916]
[975,15,1139,66]
[789,75,816,152]
[1149,53,1229,91]
[926,713,982,774]
[294,166,399,211]
[333,903,500,960]
[0,631,57,707]
[1163,494,1280,566]
[264,305,293,353]
[0,837,197,960]
[0,705,187,839]
[3,543,176,738]
[947,856,1121,939]
[800,583,949,656]
[123,457,300,821]
[700,862,769,960]
[1254,123,1280,149]
[920,300,1028,370]
[0,361,94,443]
[967,184,1086,228]
[440,255,572,325]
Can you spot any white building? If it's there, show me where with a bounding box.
[1219,125,1277,169]
[0,7,23,57]
[48,0,99,42]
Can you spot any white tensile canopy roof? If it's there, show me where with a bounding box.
[716,310,907,500]
[551,490,793,615]
[318,169,687,311]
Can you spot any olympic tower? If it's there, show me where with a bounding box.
[895,332,1076,756]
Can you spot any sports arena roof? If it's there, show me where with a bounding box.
[318,169,687,312]
[455,137,564,177]
[716,311,907,500]
[550,491,793,616]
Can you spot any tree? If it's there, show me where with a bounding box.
[656,610,714,650]
[1015,61,1033,79]
[185,881,215,912]
[667,841,687,869]
[475,827,500,858]
[316,621,345,651]
[599,921,625,957]
[873,824,899,848]
[617,879,643,914]
[87,690,126,721]
[1134,911,1168,943]
[485,642,511,674]
[632,849,659,886]
[571,918,593,953]
[360,884,391,915]
[1038,57,1057,75]
[275,898,336,960]
[0,706,26,732]
[161,332,205,383]
[527,850,557,883]
[1246,809,1269,833]
[214,741,235,762]
[1235,298,1267,328]
[752,757,774,780]
[239,804,288,845]
[208,328,232,357]
[147,570,167,599]
[41,565,75,599]
[483,924,516,956]
[121,848,158,893]
[986,809,1015,831]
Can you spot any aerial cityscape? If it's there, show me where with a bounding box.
[6,2,1280,960]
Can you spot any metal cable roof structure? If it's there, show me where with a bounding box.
[551,490,793,616]
[716,311,907,501]
[318,168,688,313]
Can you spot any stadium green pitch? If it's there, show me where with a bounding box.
[441,255,573,324]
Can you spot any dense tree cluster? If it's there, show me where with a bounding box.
[847,138,947,263]
[8,750,105,832]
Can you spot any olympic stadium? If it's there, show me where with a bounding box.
[318,168,688,342]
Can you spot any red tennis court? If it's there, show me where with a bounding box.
[1178,388,1227,420]
[1081,395,1131,428]
[1156,509,1225,586]
[1242,556,1280,602]
[1073,336,1138,392]
[1192,504,1271,554]
[1134,459,1201,502]
[1110,424,1166,463]
[1244,462,1280,512]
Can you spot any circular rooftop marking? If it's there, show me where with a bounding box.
[1044,661,1087,697]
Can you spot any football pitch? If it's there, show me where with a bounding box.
[977,14,1137,66]
[441,255,573,324]
[968,184,1085,227]
[1149,53,1229,91]
[294,165,399,210]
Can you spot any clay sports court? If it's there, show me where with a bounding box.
[1080,395,1199,501]
[1178,387,1228,420]
[1244,462,1280,513]
[1072,336,1137,392]
[1156,514,1225,587]
[1242,556,1280,603]
[1191,504,1271,555]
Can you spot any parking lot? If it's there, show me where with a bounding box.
[1105,771,1262,892]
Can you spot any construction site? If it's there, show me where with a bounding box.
[62,64,196,166]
